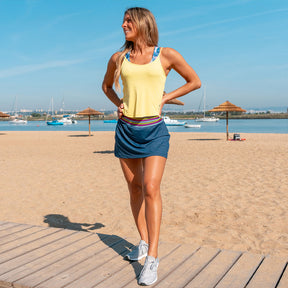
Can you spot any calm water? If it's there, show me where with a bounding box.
[1,119,287,134]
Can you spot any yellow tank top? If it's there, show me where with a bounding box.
[120,48,167,118]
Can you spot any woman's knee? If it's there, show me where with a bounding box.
[128,181,143,196]
[143,181,160,199]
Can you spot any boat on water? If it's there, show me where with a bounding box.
[47,118,64,126]
[163,116,186,126]
[195,84,219,122]
[46,97,65,126]
[184,123,201,128]
[60,115,77,124]
[195,116,219,122]
[9,97,28,124]
[9,118,27,125]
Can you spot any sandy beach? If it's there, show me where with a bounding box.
[1,131,287,256]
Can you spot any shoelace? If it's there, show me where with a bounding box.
[150,261,157,270]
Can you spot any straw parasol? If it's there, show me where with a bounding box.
[209,101,246,140]
[77,107,104,136]
[0,111,10,118]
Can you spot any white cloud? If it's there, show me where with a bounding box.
[0,59,86,79]
[161,8,288,37]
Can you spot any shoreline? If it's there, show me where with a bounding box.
[1,112,288,122]
[1,131,288,256]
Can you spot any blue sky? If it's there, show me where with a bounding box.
[0,0,287,112]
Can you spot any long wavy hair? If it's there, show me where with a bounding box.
[114,7,159,91]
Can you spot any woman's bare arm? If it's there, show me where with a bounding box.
[160,47,201,110]
[102,52,122,107]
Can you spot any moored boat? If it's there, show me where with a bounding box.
[162,116,186,126]
[47,118,64,126]
[184,123,201,128]
[9,118,27,125]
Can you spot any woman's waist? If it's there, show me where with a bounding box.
[120,115,163,126]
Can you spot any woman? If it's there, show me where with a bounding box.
[102,7,201,286]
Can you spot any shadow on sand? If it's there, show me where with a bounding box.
[93,150,114,154]
[43,214,141,278]
[188,138,222,141]
[43,214,105,232]
[67,134,93,137]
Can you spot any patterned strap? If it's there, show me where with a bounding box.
[125,46,160,62]
[151,46,160,62]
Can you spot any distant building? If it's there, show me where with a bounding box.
[20,109,32,113]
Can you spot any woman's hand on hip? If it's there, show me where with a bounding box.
[118,103,124,119]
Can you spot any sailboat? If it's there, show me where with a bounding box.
[46,98,64,126]
[58,97,77,124]
[195,85,219,122]
[9,96,28,124]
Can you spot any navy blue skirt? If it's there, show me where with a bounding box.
[114,116,170,159]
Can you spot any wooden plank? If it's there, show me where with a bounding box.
[0,224,32,239]
[215,252,264,288]
[0,233,102,288]
[185,250,242,288]
[0,222,21,232]
[36,237,135,288]
[95,241,179,288]
[62,237,138,288]
[154,247,220,288]
[0,228,62,263]
[63,238,176,288]
[125,243,200,288]
[246,255,287,288]
[11,234,114,288]
[0,226,47,246]
[0,227,51,254]
[0,223,286,288]
[0,230,81,276]
[277,264,288,288]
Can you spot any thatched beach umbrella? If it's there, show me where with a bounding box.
[77,107,104,136]
[209,101,246,140]
[0,111,10,118]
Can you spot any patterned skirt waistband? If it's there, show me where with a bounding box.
[120,115,162,126]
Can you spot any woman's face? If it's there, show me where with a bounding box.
[122,13,137,42]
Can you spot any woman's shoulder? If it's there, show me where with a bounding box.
[109,51,122,63]
[161,47,182,58]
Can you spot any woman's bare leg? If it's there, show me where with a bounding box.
[120,158,148,243]
[142,156,167,258]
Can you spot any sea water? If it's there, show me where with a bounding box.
[0,119,287,134]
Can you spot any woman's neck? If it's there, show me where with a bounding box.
[132,40,152,54]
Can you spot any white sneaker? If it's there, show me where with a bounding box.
[138,256,159,286]
[124,240,148,261]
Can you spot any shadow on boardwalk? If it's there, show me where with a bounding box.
[43,214,142,278]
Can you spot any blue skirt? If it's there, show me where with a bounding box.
[114,116,170,159]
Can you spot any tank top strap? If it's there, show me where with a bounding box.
[125,50,131,61]
[125,46,160,63]
[151,46,160,62]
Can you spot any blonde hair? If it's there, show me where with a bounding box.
[114,7,159,91]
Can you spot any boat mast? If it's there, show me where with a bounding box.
[51,97,54,116]
[203,84,206,118]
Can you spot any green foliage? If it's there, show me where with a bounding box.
[30,112,41,118]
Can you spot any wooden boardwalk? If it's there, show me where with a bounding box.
[0,221,287,288]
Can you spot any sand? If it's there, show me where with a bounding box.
[1,131,287,256]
